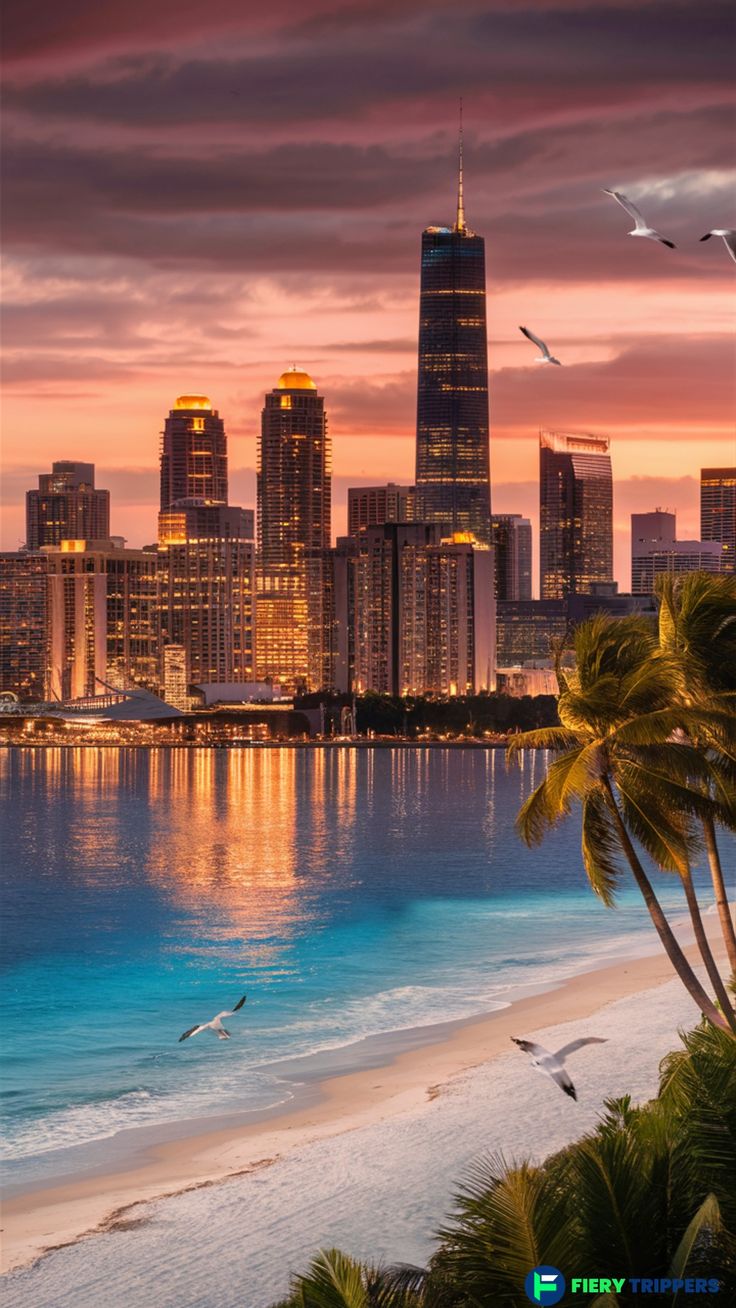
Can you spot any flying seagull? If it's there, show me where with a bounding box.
[602,189,676,248]
[511,1036,607,1100]
[699,229,736,265]
[519,326,562,366]
[179,995,246,1042]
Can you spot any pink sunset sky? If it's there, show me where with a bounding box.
[2,0,735,590]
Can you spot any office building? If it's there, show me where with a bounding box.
[162,645,189,711]
[491,514,532,600]
[44,539,159,700]
[257,368,332,692]
[496,594,657,668]
[633,540,728,593]
[414,137,491,544]
[539,429,613,598]
[0,552,49,700]
[26,461,110,551]
[701,468,735,571]
[347,484,416,536]
[160,395,228,511]
[157,503,255,686]
[631,510,676,592]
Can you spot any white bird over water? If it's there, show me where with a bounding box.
[699,229,736,265]
[519,326,562,366]
[179,995,246,1042]
[603,189,676,248]
[512,1035,607,1100]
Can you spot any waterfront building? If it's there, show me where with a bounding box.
[539,429,613,599]
[422,536,495,695]
[44,539,159,700]
[496,665,559,697]
[347,484,416,535]
[160,395,228,511]
[26,461,110,551]
[414,135,491,545]
[162,644,189,711]
[0,552,48,700]
[491,514,533,600]
[701,467,735,571]
[343,523,494,696]
[157,503,255,687]
[257,368,332,692]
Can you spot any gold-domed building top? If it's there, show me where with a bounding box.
[174,395,212,410]
[277,367,317,391]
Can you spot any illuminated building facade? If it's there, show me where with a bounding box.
[162,644,189,711]
[257,369,332,692]
[0,552,48,700]
[26,461,110,551]
[701,467,735,571]
[414,142,491,545]
[44,539,159,700]
[491,515,533,600]
[347,484,416,535]
[160,396,228,510]
[157,503,255,686]
[539,430,613,599]
[345,524,494,696]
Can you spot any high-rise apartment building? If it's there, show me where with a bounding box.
[157,503,255,687]
[539,430,613,599]
[26,461,110,551]
[491,515,532,600]
[342,523,495,696]
[347,484,416,536]
[0,552,49,700]
[160,395,228,511]
[631,510,676,592]
[257,368,332,692]
[44,539,159,700]
[414,140,491,545]
[701,468,735,571]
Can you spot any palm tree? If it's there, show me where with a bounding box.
[655,572,736,972]
[506,614,736,1032]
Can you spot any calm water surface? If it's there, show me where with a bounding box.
[0,746,707,1187]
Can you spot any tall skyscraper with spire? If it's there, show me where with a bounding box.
[414,115,492,545]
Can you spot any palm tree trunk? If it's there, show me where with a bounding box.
[702,814,736,973]
[602,778,731,1033]
[680,866,736,1033]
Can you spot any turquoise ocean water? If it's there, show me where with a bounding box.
[0,746,718,1192]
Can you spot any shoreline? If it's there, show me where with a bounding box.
[1,739,511,750]
[0,939,715,1277]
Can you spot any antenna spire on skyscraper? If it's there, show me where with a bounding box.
[456,98,465,233]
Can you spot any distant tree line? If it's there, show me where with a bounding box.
[294,692,560,736]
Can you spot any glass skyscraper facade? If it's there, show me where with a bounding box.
[414,161,491,545]
[701,467,735,571]
[539,430,613,599]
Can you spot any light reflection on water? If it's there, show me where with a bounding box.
[0,746,713,1178]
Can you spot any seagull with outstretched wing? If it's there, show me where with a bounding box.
[519,326,562,366]
[179,995,247,1043]
[511,1035,607,1100]
[700,229,736,265]
[603,189,676,248]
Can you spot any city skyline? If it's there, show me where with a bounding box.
[2,1,734,587]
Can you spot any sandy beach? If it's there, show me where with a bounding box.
[1,936,720,1280]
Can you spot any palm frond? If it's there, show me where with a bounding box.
[581,790,623,905]
[614,769,693,874]
[505,726,581,766]
[669,1194,722,1282]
